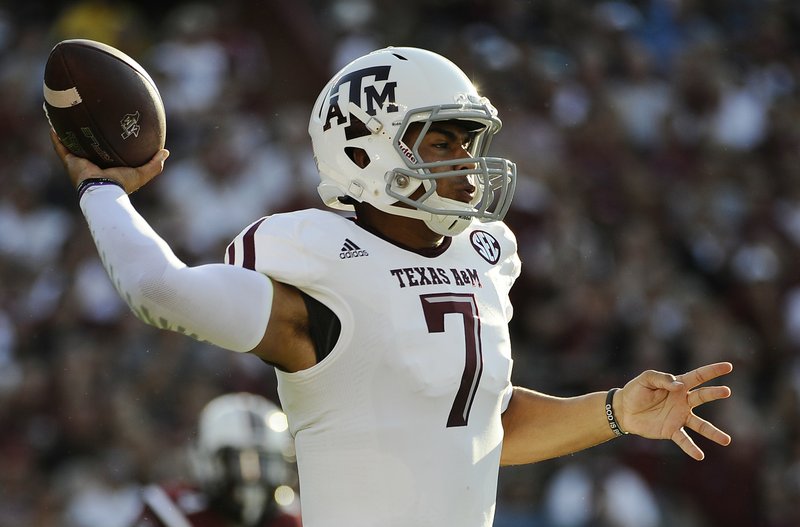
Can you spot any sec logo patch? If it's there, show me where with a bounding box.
[470,230,501,264]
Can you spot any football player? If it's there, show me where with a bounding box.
[51,47,733,527]
[131,393,301,527]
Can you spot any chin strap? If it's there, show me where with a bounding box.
[424,213,472,236]
[377,182,476,236]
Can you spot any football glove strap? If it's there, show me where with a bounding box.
[79,184,272,353]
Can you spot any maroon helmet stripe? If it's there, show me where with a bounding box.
[242,218,266,270]
[226,242,235,265]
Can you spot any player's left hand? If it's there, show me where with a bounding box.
[614,362,733,460]
[50,128,169,194]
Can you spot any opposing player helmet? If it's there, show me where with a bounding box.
[309,47,516,236]
[190,393,296,526]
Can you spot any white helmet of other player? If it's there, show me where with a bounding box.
[189,393,296,526]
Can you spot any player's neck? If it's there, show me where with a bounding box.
[354,204,445,250]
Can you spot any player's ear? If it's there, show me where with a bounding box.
[346,147,370,169]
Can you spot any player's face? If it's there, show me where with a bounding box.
[403,121,478,204]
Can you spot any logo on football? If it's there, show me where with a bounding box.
[120,111,141,139]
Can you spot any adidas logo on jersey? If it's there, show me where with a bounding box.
[340,238,369,259]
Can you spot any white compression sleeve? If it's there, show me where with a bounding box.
[79,184,273,352]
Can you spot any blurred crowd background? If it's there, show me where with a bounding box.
[0,0,798,525]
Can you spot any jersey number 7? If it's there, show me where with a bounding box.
[420,293,483,427]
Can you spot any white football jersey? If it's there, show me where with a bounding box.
[225,209,521,527]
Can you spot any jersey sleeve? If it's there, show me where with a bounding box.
[224,210,340,288]
[491,221,522,323]
[499,221,522,287]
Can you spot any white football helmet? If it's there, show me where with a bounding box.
[190,393,296,526]
[309,46,516,236]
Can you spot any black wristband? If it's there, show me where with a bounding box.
[77,178,124,199]
[605,388,628,437]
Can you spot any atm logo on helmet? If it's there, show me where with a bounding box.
[322,66,399,137]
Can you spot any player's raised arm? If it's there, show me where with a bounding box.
[45,37,316,373]
[51,127,271,344]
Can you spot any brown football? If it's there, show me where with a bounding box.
[43,39,166,168]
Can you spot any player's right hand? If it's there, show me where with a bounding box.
[50,128,169,194]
